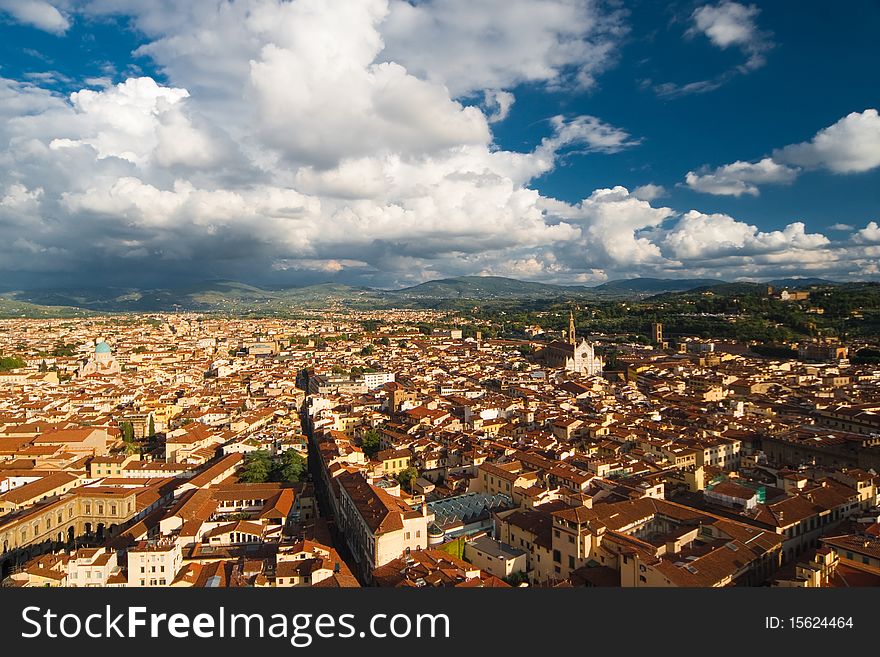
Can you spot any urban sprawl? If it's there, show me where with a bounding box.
[1,306,880,589]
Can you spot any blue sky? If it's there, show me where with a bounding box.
[0,0,878,289]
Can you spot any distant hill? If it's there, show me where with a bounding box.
[593,277,724,294]
[0,274,857,314]
[0,296,97,318]
[392,276,590,299]
[763,278,839,289]
[10,280,379,313]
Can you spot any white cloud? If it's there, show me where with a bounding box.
[632,183,666,201]
[854,221,880,244]
[685,157,798,196]
[828,223,854,231]
[536,114,640,160]
[775,109,880,174]
[542,187,676,267]
[483,90,515,124]
[380,0,627,97]
[0,0,866,286]
[650,2,771,98]
[688,1,771,69]
[663,211,829,259]
[0,0,69,34]
[685,110,880,196]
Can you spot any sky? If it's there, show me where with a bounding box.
[0,0,878,290]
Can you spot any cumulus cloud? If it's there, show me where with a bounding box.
[775,109,880,174]
[0,0,69,34]
[0,0,864,286]
[380,0,627,97]
[854,222,880,244]
[685,110,880,196]
[650,2,772,98]
[687,1,772,70]
[663,211,829,259]
[632,184,666,201]
[685,158,798,196]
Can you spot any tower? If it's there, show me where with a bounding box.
[652,322,663,344]
[569,309,577,347]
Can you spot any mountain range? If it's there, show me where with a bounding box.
[0,275,843,315]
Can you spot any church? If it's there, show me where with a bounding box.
[77,339,121,377]
[538,311,603,375]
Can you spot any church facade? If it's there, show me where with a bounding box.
[538,311,603,375]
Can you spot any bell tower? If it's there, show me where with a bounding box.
[568,309,576,347]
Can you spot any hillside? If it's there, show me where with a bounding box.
[392,276,591,299]
[593,277,724,294]
[1,274,856,314]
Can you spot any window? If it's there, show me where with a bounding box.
[553,550,561,563]
[568,535,574,544]
[568,556,575,569]
[639,575,647,583]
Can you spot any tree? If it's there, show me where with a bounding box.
[273,448,306,483]
[239,450,272,483]
[148,416,156,437]
[379,337,391,347]
[361,429,381,457]
[121,421,135,443]
[360,344,375,356]
[361,319,381,333]
[398,339,408,348]
[0,356,25,371]
[397,467,418,492]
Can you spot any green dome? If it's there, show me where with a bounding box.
[95,342,112,354]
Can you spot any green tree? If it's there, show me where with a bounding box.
[51,343,77,357]
[361,429,381,457]
[148,416,156,437]
[360,344,375,356]
[379,337,391,347]
[273,449,306,483]
[0,356,25,371]
[397,466,418,492]
[361,319,381,333]
[239,450,272,483]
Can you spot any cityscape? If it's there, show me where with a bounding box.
[1,277,879,588]
[0,1,879,593]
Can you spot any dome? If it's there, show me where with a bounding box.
[94,341,112,354]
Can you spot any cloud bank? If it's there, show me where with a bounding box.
[0,0,875,288]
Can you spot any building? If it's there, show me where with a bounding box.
[127,538,182,587]
[464,535,527,579]
[538,311,603,375]
[334,472,432,583]
[77,340,121,377]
